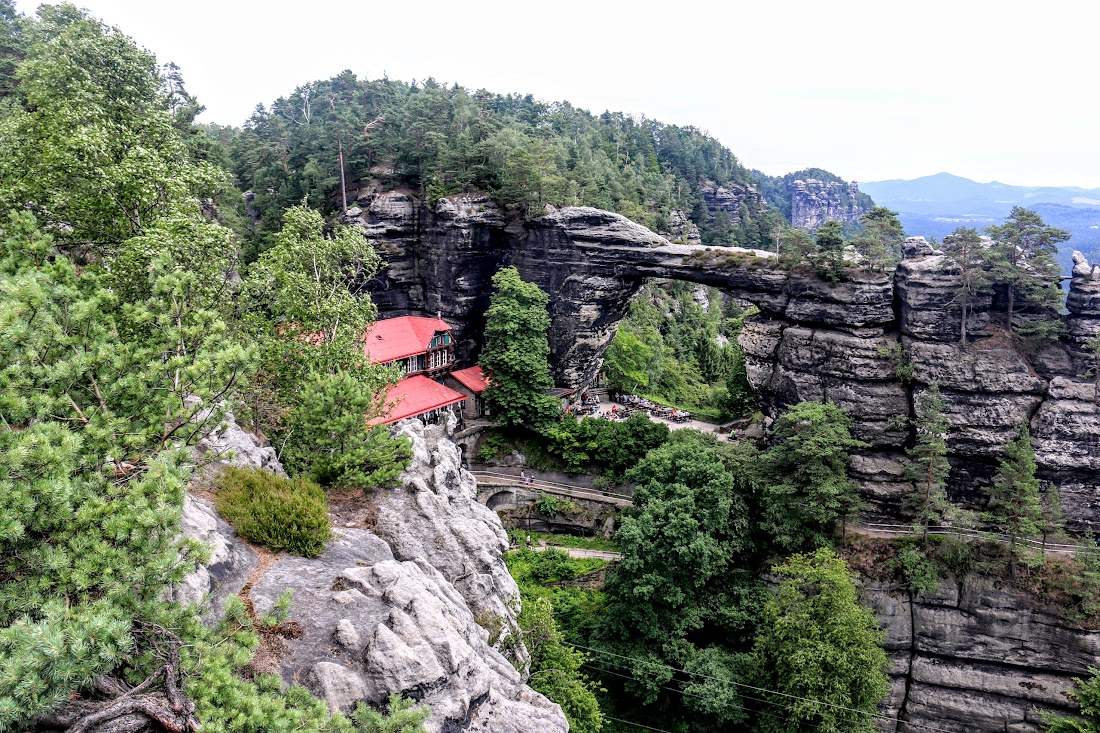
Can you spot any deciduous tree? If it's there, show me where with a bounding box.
[751,548,891,733]
[479,266,561,433]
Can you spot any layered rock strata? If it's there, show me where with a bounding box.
[176,414,566,732]
[863,574,1100,733]
[789,178,870,230]
[350,194,1100,523]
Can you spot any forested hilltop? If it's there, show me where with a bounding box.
[215,73,803,259]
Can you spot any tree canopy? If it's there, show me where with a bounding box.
[479,266,561,433]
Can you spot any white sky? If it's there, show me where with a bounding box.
[16,0,1100,187]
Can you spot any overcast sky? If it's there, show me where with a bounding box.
[16,0,1100,187]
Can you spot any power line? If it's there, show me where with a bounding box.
[571,642,966,733]
[603,715,676,733]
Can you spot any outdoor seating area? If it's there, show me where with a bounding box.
[610,393,692,422]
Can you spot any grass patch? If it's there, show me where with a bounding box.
[214,466,332,557]
[511,530,618,552]
[505,547,608,645]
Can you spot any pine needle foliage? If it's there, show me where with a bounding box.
[214,467,332,557]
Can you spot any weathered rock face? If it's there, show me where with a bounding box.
[351,192,1100,521]
[700,182,770,226]
[862,575,1100,733]
[789,178,870,231]
[177,413,566,732]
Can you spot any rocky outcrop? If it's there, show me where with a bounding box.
[701,182,770,226]
[350,192,1100,521]
[789,178,870,231]
[176,413,566,732]
[863,574,1100,733]
[660,209,702,244]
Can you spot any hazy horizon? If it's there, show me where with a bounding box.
[15,0,1100,188]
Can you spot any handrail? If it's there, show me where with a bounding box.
[858,523,1100,556]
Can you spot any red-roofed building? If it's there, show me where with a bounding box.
[363,315,454,377]
[374,375,467,425]
[444,366,491,419]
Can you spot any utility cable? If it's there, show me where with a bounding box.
[570,642,965,733]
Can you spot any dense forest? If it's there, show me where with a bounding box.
[212,72,792,260]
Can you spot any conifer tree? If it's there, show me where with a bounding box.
[985,207,1069,342]
[985,420,1043,573]
[852,206,905,272]
[942,227,992,347]
[905,382,952,543]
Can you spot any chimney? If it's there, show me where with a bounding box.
[437,310,442,321]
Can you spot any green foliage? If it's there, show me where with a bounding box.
[851,206,905,272]
[0,11,255,723]
[604,283,754,420]
[228,73,769,257]
[813,220,848,281]
[985,207,1069,342]
[282,370,412,488]
[596,431,768,713]
[478,430,513,463]
[905,382,951,540]
[751,548,891,733]
[351,693,430,733]
[480,267,561,433]
[241,204,409,480]
[942,227,992,346]
[985,420,1043,570]
[535,495,582,517]
[762,402,866,552]
[544,413,669,476]
[892,542,941,594]
[520,596,605,733]
[1043,668,1100,733]
[602,328,653,393]
[0,6,226,253]
[214,467,332,557]
[175,594,364,733]
[877,342,914,383]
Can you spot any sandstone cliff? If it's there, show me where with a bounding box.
[789,178,870,230]
[862,573,1100,733]
[351,195,1100,525]
[176,414,567,733]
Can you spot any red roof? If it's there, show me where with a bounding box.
[376,375,466,425]
[449,366,489,394]
[363,316,451,364]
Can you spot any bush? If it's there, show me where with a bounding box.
[214,467,333,557]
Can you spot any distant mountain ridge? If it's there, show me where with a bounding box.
[861,172,1100,273]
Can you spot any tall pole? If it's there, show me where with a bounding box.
[338,138,348,214]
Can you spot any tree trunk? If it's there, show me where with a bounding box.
[1007,283,1015,335]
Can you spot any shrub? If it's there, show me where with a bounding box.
[214,467,333,557]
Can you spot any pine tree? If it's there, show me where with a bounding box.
[985,207,1069,342]
[985,420,1043,573]
[942,227,991,347]
[905,382,952,543]
[852,206,905,272]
